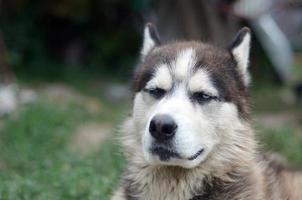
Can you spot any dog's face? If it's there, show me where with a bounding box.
[130,24,251,168]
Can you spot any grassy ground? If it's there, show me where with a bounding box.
[251,82,302,165]
[0,80,301,200]
[0,94,127,199]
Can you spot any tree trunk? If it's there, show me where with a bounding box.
[0,32,15,85]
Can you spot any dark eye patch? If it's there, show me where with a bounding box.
[144,88,166,99]
[191,92,218,104]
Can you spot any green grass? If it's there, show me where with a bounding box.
[0,101,124,200]
[252,83,302,166]
[258,126,302,166]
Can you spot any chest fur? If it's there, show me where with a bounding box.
[123,168,260,200]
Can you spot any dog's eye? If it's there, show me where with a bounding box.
[144,88,166,99]
[192,92,216,103]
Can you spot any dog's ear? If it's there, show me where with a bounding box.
[141,23,161,58]
[229,27,251,86]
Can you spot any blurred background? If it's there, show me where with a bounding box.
[0,0,301,199]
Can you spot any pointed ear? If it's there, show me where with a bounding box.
[229,27,251,86]
[141,23,161,58]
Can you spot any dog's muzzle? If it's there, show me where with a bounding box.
[148,114,205,162]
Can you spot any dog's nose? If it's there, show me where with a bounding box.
[149,114,177,142]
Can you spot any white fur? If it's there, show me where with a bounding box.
[142,85,219,168]
[189,69,219,96]
[141,26,156,57]
[232,33,251,86]
[145,64,172,90]
[174,48,196,80]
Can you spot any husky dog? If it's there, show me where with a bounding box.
[112,23,302,200]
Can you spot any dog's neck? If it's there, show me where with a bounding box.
[123,153,259,200]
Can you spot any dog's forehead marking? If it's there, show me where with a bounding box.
[173,48,196,80]
[146,64,172,90]
[189,69,219,96]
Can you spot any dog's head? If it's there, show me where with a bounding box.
[129,23,252,168]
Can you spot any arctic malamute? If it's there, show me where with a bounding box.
[112,23,302,200]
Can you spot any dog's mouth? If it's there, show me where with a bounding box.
[151,146,181,161]
[187,149,204,161]
[151,146,204,161]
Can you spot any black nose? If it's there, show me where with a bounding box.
[149,114,177,142]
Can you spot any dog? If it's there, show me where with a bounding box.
[111,23,302,200]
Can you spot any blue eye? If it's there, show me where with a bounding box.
[144,88,166,99]
[192,92,215,103]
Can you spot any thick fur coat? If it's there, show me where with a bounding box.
[111,24,302,200]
